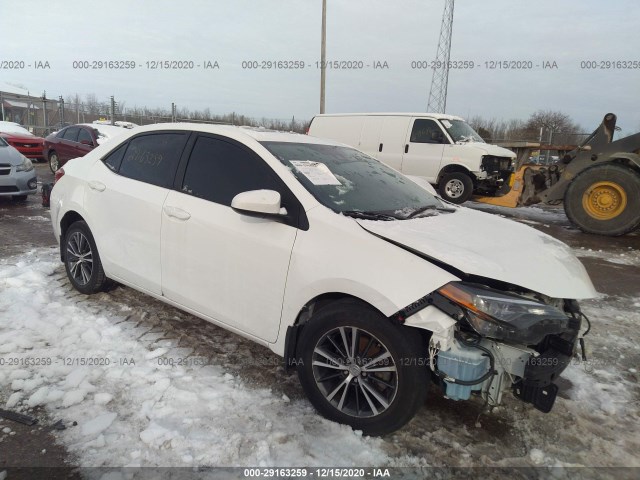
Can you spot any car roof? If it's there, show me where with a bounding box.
[128,123,342,146]
[313,112,465,121]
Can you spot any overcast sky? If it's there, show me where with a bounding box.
[1,0,638,136]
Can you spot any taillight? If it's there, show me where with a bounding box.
[54,168,65,183]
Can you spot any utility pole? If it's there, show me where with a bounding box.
[427,0,455,113]
[320,0,327,114]
[110,96,116,125]
[42,92,48,134]
[59,96,65,128]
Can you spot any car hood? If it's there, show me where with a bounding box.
[457,142,515,159]
[356,207,597,299]
[0,132,43,143]
[0,145,28,165]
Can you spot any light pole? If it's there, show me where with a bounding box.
[320,0,327,114]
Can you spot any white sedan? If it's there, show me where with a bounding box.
[50,123,596,435]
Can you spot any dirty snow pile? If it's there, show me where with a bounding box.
[0,248,409,467]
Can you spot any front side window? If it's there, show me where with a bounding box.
[118,133,187,188]
[182,136,282,206]
[261,142,442,216]
[410,119,447,144]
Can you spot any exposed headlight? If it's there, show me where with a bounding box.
[16,157,34,172]
[437,282,573,344]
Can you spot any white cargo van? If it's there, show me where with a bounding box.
[308,113,516,203]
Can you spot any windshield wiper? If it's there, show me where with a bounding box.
[342,210,399,221]
[405,204,456,219]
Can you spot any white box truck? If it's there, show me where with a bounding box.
[308,113,516,203]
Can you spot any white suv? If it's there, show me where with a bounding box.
[50,123,595,435]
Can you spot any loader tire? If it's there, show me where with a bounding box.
[564,163,640,236]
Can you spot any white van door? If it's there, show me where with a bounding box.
[358,115,384,157]
[377,116,411,170]
[400,118,448,183]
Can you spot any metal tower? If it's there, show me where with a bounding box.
[427,0,455,113]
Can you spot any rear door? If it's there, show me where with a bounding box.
[377,116,411,170]
[84,131,190,294]
[161,134,299,342]
[58,127,80,161]
[400,118,448,182]
[75,126,96,157]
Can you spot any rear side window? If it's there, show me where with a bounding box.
[119,133,187,188]
[409,119,446,144]
[77,128,93,144]
[182,136,281,206]
[63,127,80,142]
[102,143,128,172]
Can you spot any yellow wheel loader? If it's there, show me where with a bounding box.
[474,113,640,236]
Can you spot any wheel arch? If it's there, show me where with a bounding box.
[282,291,391,372]
[59,210,87,261]
[436,163,473,184]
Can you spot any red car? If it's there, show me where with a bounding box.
[0,121,45,161]
[43,123,131,173]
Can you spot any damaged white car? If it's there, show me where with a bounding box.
[49,124,595,435]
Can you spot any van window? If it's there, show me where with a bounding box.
[409,119,447,144]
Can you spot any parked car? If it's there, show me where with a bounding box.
[0,136,38,201]
[0,121,45,161]
[308,113,516,203]
[50,123,595,435]
[43,123,131,173]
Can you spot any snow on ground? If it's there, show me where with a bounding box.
[573,246,640,266]
[1,248,639,470]
[0,248,408,468]
[466,202,568,227]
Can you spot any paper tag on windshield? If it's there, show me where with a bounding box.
[441,120,452,128]
[290,160,342,185]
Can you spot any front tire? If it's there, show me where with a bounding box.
[63,221,108,294]
[49,151,60,174]
[564,163,640,236]
[438,172,474,204]
[296,300,428,436]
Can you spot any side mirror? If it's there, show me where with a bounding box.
[231,189,287,216]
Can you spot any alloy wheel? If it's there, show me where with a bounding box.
[66,231,94,285]
[312,326,398,418]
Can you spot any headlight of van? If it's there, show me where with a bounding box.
[16,157,34,172]
[437,282,572,344]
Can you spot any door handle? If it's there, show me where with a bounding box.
[163,205,191,221]
[405,144,409,154]
[88,180,106,192]
[378,143,383,152]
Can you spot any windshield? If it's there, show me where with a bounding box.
[261,142,443,217]
[439,119,484,143]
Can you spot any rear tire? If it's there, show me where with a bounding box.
[63,221,108,294]
[564,163,640,236]
[438,172,474,204]
[296,300,428,436]
[49,151,60,174]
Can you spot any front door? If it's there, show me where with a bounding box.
[161,135,298,342]
[400,118,448,183]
